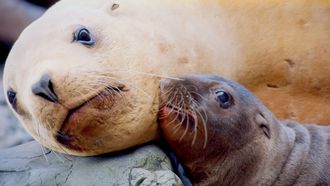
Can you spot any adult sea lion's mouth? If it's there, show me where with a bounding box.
[62,85,126,124]
[55,85,127,149]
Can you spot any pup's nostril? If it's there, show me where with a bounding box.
[32,74,59,103]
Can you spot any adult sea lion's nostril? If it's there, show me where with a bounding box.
[32,74,59,103]
[56,131,75,146]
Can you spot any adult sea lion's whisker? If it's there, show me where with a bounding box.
[76,79,129,104]
[35,119,68,162]
[106,87,128,104]
[84,67,183,81]
[127,70,183,81]
[68,84,99,103]
[38,144,49,163]
[35,119,45,138]
[34,119,49,162]
[51,149,66,163]
[88,74,152,98]
[95,81,126,102]
[82,69,179,97]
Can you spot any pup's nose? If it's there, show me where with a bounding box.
[32,74,58,103]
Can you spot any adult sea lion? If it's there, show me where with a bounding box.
[158,74,330,185]
[3,0,330,156]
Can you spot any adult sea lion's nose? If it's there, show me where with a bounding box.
[32,74,59,103]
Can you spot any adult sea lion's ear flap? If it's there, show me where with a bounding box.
[111,3,119,11]
[255,112,271,139]
[104,2,119,15]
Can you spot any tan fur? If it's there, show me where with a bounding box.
[3,0,330,155]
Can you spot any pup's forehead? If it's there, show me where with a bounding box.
[180,74,231,89]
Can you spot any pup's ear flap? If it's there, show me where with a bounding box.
[255,112,271,139]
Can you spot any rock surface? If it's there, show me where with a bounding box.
[0,141,183,186]
[0,64,32,149]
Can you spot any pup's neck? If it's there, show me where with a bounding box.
[251,120,308,185]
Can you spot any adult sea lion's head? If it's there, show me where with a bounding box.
[3,0,236,156]
[3,2,159,156]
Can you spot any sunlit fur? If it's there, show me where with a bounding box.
[3,0,330,156]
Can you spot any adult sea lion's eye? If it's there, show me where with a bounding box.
[73,27,95,46]
[7,89,17,110]
[215,90,232,109]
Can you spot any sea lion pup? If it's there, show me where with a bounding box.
[158,74,330,186]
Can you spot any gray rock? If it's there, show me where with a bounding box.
[0,141,183,186]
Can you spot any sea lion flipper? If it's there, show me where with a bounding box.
[168,151,193,186]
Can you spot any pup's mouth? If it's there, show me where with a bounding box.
[55,85,127,149]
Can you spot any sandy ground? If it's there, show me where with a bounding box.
[0,64,32,149]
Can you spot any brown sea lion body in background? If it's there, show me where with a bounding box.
[3,0,330,155]
[159,74,330,185]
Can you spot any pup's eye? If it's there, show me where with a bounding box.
[73,27,95,46]
[215,90,232,109]
[7,89,17,110]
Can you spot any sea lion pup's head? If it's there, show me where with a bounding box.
[158,74,279,184]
